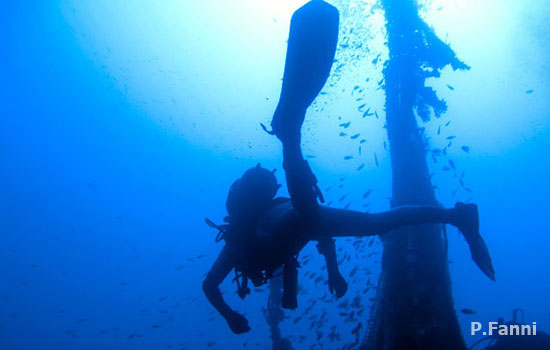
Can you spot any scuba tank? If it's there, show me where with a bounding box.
[205,164,282,298]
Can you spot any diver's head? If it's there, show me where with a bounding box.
[226,164,280,219]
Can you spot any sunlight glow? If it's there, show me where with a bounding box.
[62,0,548,161]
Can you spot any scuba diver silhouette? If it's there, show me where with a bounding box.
[203,0,495,335]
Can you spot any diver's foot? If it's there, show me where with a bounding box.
[454,202,496,281]
[328,272,348,299]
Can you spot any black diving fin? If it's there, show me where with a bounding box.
[455,202,496,281]
[271,0,340,141]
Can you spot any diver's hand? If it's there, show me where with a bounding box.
[224,311,250,334]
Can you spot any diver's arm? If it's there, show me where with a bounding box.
[202,246,251,334]
[202,246,234,317]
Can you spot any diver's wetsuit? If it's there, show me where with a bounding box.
[223,199,479,273]
[203,192,493,334]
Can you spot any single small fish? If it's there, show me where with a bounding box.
[339,132,347,137]
[360,139,366,144]
[362,189,372,198]
[344,155,353,160]
[339,194,348,202]
[358,103,366,110]
[525,89,533,94]
[339,121,351,128]
[448,159,456,171]
[447,135,456,140]
[461,145,470,153]
[374,153,379,167]
[351,133,360,139]
[437,126,441,135]
[374,111,379,119]
[353,85,360,91]
[447,84,455,90]
[356,163,365,171]
[445,121,451,127]
[460,308,476,315]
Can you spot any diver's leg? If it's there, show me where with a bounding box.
[282,139,320,219]
[317,238,348,298]
[269,1,339,217]
[312,203,495,281]
[314,205,458,237]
